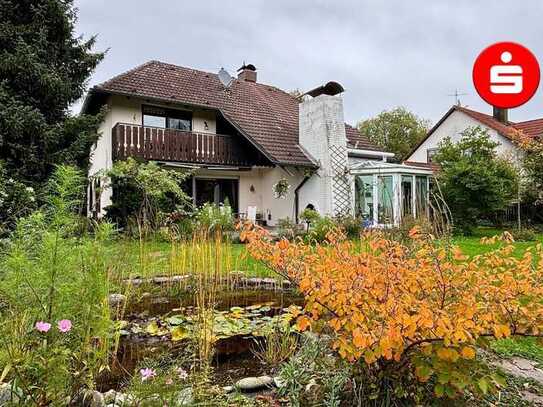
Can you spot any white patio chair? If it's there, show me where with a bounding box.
[247,206,257,223]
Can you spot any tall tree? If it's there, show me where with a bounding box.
[433,127,518,234]
[358,107,430,161]
[0,0,104,189]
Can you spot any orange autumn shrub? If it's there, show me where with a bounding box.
[242,224,543,398]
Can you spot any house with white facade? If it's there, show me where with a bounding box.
[83,61,433,226]
[406,105,543,166]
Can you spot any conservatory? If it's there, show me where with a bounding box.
[351,161,434,227]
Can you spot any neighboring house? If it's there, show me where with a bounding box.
[406,105,543,166]
[83,61,432,226]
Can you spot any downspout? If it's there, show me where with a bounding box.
[294,176,311,224]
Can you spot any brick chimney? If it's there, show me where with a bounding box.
[237,63,257,82]
[493,106,508,123]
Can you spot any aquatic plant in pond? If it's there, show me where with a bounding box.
[119,303,302,344]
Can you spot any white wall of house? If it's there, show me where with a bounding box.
[408,110,519,163]
[260,167,304,225]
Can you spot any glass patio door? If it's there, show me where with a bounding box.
[194,178,239,213]
[401,175,413,218]
[377,175,394,225]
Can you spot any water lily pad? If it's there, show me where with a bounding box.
[171,326,190,341]
[146,321,168,336]
[166,315,185,326]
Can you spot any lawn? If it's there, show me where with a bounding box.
[452,227,543,258]
[112,227,543,282]
[110,237,274,280]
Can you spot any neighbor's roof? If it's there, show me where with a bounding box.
[408,105,543,159]
[512,117,543,139]
[84,60,384,166]
[345,124,383,151]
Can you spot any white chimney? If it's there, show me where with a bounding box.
[298,93,351,217]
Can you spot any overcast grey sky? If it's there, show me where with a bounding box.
[74,0,543,126]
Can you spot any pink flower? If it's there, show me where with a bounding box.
[35,321,51,333]
[140,368,156,382]
[176,367,188,380]
[57,319,72,333]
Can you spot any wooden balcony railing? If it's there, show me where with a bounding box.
[112,123,253,166]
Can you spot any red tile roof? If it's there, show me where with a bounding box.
[454,106,543,139]
[345,124,382,151]
[512,118,543,139]
[86,61,383,166]
[407,105,543,160]
[441,106,543,140]
[454,106,515,139]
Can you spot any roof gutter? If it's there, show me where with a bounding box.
[294,175,311,224]
[348,148,395,160]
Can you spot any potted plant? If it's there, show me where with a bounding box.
[273,178,291,199]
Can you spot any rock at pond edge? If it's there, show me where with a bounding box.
[108,294,126,308]
[235,376,274,391]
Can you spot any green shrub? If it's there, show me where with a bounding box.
[335,215,362,239]
[306,216,336,243]
[278,333,349,407]
[103,158,192,232]
[299,208,320,229]
[433,127,519,235]
[277,217,301,240]
[511,228,538,242]
[195,202,234,234]
[0,161,37,234]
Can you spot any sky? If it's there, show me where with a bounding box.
[73,0,543,126]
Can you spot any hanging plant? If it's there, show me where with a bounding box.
[273,178,291,199]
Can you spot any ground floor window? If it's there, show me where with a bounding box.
[354,175,374,221]
[378,175,394,224]
[401,175,413,218]
[416,176,428,218]
[194,178,239,213]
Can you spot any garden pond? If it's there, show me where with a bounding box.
[99,283,304,392]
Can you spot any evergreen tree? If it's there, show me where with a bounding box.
[0,0,104,189]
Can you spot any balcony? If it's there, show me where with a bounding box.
[112,123,259,167]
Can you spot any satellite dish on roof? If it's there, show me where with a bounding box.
[218,68,233,88]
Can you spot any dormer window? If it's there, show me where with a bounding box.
[142,105,192,131]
